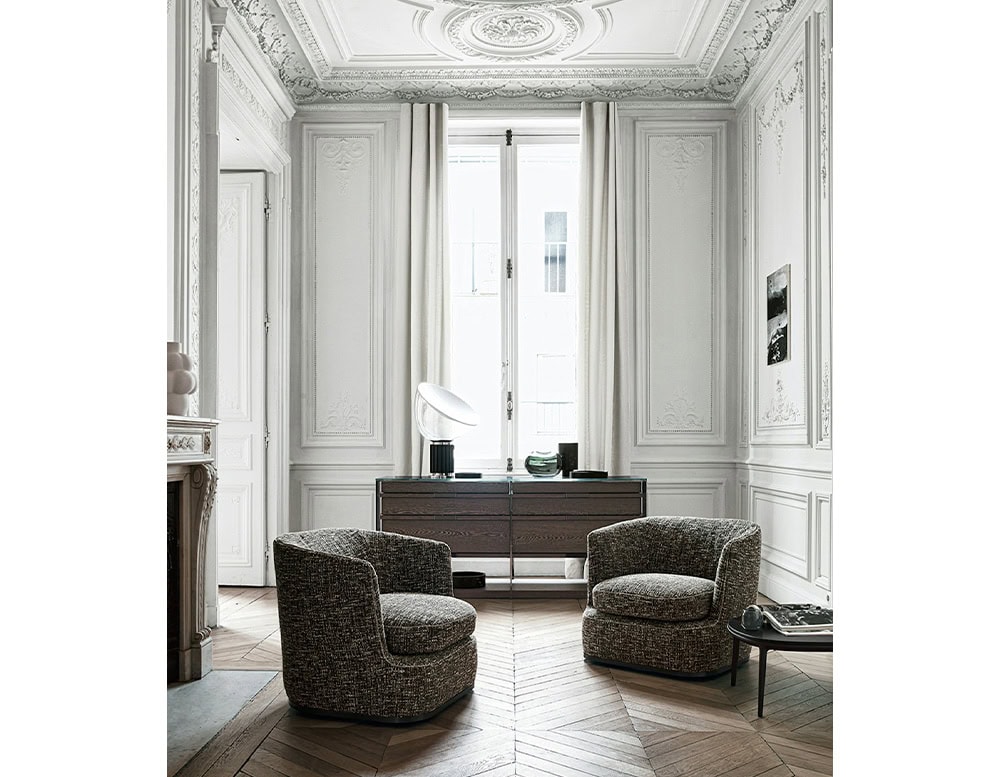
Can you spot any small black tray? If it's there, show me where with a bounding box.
[571,470,609,478]
[452,571,486,589]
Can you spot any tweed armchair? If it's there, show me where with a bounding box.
[582,516,761,678]
[273,528,477,722]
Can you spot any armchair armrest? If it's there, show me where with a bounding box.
[587,518,664,603]
[710,524,761,621]
[273,539,388,662]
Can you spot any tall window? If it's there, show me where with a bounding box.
[448,122,579,473]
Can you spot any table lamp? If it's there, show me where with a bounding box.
[414,382,479,477]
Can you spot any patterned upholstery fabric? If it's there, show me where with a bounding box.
[273,528,477,722]
[583,516,761,678]
[381,593,476,655]
[591,573,715,622]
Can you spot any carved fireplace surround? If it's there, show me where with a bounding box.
[167,415,219,682]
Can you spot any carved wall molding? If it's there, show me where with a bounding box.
[653,135,708,191]
[219,52,284,146]
[319,393,371,435]
[319,137,368,194]
[755,57,803,173]
[654,392,708,432]
[820,360,831,439]
[761,375,801,425]
[188,0,203,414]
[818,3,829,199]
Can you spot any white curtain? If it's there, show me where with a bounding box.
[397,103,451,476]
[578,101,627,474]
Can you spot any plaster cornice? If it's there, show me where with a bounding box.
[224,0,800,105]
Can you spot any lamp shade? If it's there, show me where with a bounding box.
[414,382,479,441]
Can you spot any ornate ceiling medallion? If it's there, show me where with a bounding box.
[446,7,579,60]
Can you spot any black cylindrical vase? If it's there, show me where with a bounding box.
[429,441,455,477]
[558,442,578,478]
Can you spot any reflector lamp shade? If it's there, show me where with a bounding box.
[414,382,479,441]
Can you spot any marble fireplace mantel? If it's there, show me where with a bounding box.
[167,415,219,682]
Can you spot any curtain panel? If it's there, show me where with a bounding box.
[578,101,628,474]
[396,103,451,475]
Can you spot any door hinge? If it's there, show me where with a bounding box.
[506,457,513,473]
[264,196,271,221]
[264,427,270,449]
[506,258,513,279]
[506,391,513,420]
[505,129,513,146]
[264,311,271,334]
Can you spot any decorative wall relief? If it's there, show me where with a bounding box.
[821,361,832,439]
[761,376,801,425]
[320,137,368,194]
[653,136,708,192]
[818,4,830,199]
[219,52,284,147]
[755,59,803,173]
[319,394,370,434]
[654,392,708,432]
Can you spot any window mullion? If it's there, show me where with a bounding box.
[501,135,517,472]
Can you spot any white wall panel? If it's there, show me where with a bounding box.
[300,124,388,450]
[647,480,725,519]
[301,484,376,532]
[634,120,726,447]
[812,491,832,593]
[216,484,255,571]
[752,485,808,578]
[749,44,809,445]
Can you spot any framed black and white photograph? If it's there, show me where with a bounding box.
[766,264,790,365]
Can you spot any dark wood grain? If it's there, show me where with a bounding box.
[380,519,510,555]
[379,496,510,516]
[512,518,626,554]
[511,496,643,516]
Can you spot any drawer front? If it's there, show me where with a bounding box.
[512,479,644,495]
[380,519,510,555]
[380,496,510,516]
[512,517,626,555]
[511,496,643,516]
[379,480,509,495]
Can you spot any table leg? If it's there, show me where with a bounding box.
[757,648,768,717]
[730,637,739,686]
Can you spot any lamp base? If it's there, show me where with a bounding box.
[429,441,455,477]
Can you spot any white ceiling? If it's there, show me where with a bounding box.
[223,0,800,103]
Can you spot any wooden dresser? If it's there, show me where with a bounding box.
[375,476,646,596]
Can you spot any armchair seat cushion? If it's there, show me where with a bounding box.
[380,593,476,655]
[591,573,715,623]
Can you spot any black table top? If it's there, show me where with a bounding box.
[727,617,833,650]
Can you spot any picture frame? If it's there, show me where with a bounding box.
[766,264,790,365]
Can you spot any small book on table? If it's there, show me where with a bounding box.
[761,604,833,635]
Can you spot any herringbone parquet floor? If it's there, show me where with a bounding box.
[177,588,832,777]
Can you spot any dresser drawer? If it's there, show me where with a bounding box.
[511,496,643,517]
[380,495,510,517]
[512,517,627,555]
[380,518,509,555]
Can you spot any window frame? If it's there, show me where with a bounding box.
[448,118,580,474]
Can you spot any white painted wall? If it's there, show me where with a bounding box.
[736,0,833,605]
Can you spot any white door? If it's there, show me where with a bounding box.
[216,172,268,586]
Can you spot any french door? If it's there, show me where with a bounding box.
[216,172,268,586]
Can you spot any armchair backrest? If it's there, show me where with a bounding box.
[588,516,758,585]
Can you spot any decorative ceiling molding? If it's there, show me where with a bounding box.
[225,0,800,104]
